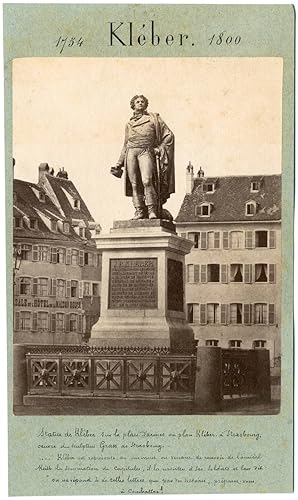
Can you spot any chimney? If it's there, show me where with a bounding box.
[38,163,50,185]
[186,161,194,194]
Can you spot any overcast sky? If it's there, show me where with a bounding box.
[13,57,283,231]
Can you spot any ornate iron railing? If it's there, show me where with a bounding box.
[221,349,257,398]
[26,352,196,399]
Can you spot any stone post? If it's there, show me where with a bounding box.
[194,346,222,411]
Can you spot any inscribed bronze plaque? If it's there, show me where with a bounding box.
[109,258,157,309]
[167,259,184,311]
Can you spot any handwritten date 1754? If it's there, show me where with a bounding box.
[55,36,84,54]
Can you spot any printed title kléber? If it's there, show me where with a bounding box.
[109,20,192,46]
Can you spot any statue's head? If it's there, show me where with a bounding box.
[130,95,149,111]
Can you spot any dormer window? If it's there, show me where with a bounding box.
[195,203,212,217]
[79,227,85,238]
[63,222,70,233]
[39,191,46,202]
[251,181,261,192]
[29,218,38,230]
[14,216,23,229]
[246,201,256,216]
[203,183,215,193]
[51,220,57,232]
[74,199,80,210]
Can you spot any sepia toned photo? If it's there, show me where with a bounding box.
[12,57,282,416]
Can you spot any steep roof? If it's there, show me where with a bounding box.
[176,174,281,223]
[45,174,94,222]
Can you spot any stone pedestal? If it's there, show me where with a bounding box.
[91,219,194,352]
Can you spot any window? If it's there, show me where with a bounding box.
[246,202,256,216]
[20,277,31,295]
[56,313,65,332]
[251,181,260,192]
[230,264,243,282]
[51,220,57,231]
[207,303,220,324]
[254,303,267,324]
[14,216,23,228]
[84,282,91,296]
[253,340,266,349]
[39,278,48,296]
[255,263,268,282]
[84,252,94,266]
[19,244,31,260]
[230,231,244,249]
[56,279,66,297]
[79,227,85,238]
[37,312,49,330]
[195,204,211,217]
[57,248,65,264]
[92,283,99,296]
[255,231,268,248]
[229,340,242,348]
[69,314,77,332]
[38,246,48,262]
[207,264,220,282]
[39,191,46,202]
[71,249,79,266]
[230,304,243,324]
[29,218,38,229]
[205,339,219,347]
[63,222,70,233]
[207,231,220,249]
[19,311,31,330]
[74,199,80,209]
[71,280,78,298]
[203,183,214,193]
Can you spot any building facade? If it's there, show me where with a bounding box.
[13,163,102,344]
[176,165,281,371]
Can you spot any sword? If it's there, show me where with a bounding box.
[155,152,162,219]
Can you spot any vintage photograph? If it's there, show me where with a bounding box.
[12,57,282,416]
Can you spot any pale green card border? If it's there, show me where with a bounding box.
[4,3,294,495]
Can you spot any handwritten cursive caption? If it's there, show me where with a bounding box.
[35,426,264,494]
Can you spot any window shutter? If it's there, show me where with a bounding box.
[194,265,200,283]
[220,304,228,324]
[268,304,275,324]
[200,232,207,249]
[66,249,71,265]
[79,281,84,299]
[15,278,20,295]
[245,231,254,249]
[50,278,57,297]
[51,313,56,332]
[66,280,71,298]
[79,250,84,266]
[243,304,251,324]
[32,245,38,261]
[65,314,70,332]
[269,231,276,249]
[32,312,38,331]
[200,304,207,324]
[214,232,220,248]
[78,315,83,333]
[195,205,202,216]
[220,264,228,283]
[15,312,20,331]
[223,232,229,249]
[269,264,276,283]
[193,304,200,322]
[51,247,57,264]
[200,264,207,283]
[180,232,187,239]
[32,278,38,295]
[244,264,252,283]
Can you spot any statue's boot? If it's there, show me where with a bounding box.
[148,205,158,219]
[132,195,146,220]
[133,208,146,220]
